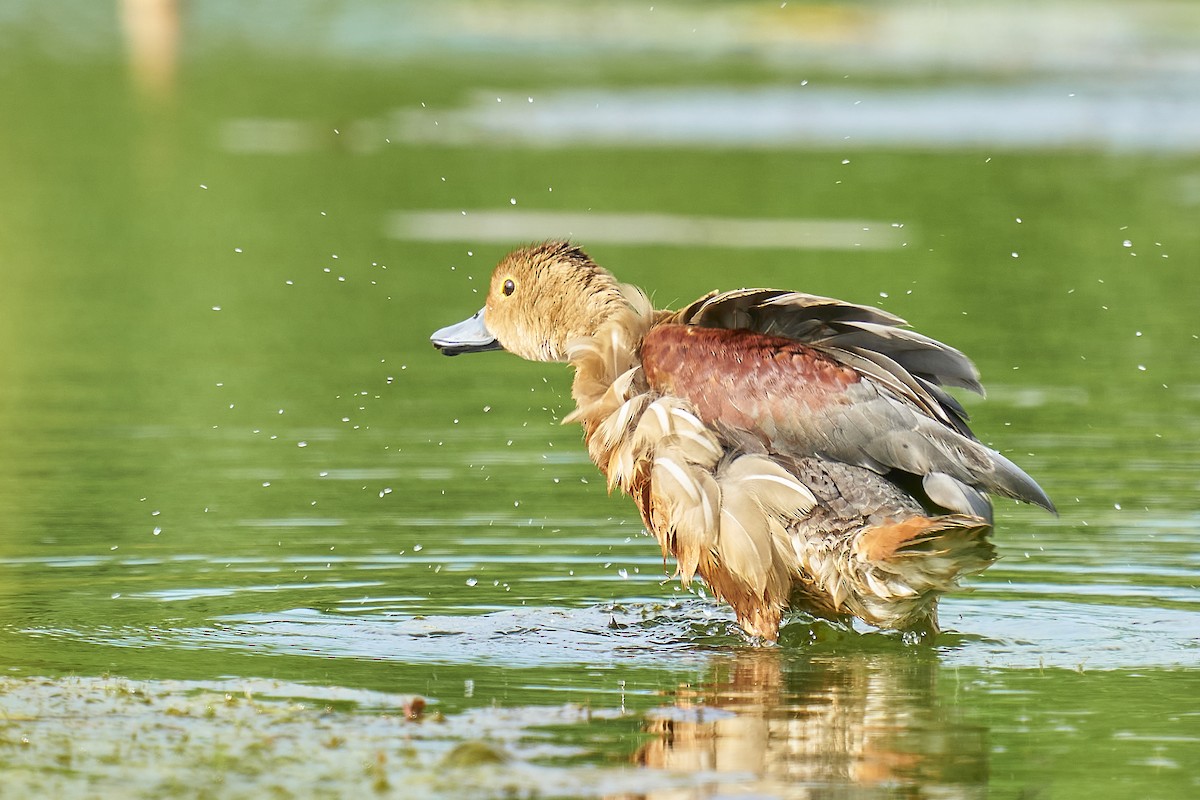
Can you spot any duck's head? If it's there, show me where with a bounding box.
[431,241,626,362]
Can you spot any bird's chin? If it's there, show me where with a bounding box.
[432,339,504,357]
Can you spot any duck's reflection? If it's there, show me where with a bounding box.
[626,645,986,798]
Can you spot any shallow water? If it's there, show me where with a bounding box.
[2,2,1199,797]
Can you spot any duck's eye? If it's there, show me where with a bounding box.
[502,279,515,296]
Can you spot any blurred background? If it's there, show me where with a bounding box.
[0,1,1198,797]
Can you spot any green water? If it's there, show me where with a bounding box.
[1,2,1198,797]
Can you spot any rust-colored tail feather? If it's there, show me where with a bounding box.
[855,514,995,599]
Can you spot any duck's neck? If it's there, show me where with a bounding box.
[563,284,654,434]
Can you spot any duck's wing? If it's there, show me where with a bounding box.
[644,290,1055,515]
[664,289,982,437]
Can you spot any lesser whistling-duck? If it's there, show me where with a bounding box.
[431,241,1054,641]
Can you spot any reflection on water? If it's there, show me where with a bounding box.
[120,0,178,102]
[386,209,909,250]
[393,84,1200,152]
[628,650,985,799]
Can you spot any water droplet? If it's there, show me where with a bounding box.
[465,578,478,587]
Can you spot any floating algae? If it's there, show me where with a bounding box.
[0,676,686,799]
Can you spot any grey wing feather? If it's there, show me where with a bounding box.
[834,390,1056,513]
[814,321,984,393]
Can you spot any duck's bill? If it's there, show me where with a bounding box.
[430,309,503,356]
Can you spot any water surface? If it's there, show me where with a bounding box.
[1,2,1198,797]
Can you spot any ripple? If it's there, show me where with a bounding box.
[51,601,742,669]
[238,517,347,528]
[131,581,384,602]
[937,598,1200,669]
[25,596,1199,672]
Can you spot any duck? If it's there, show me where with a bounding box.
[430,241,1055,641]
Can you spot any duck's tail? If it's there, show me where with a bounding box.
[837,513,995,633]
